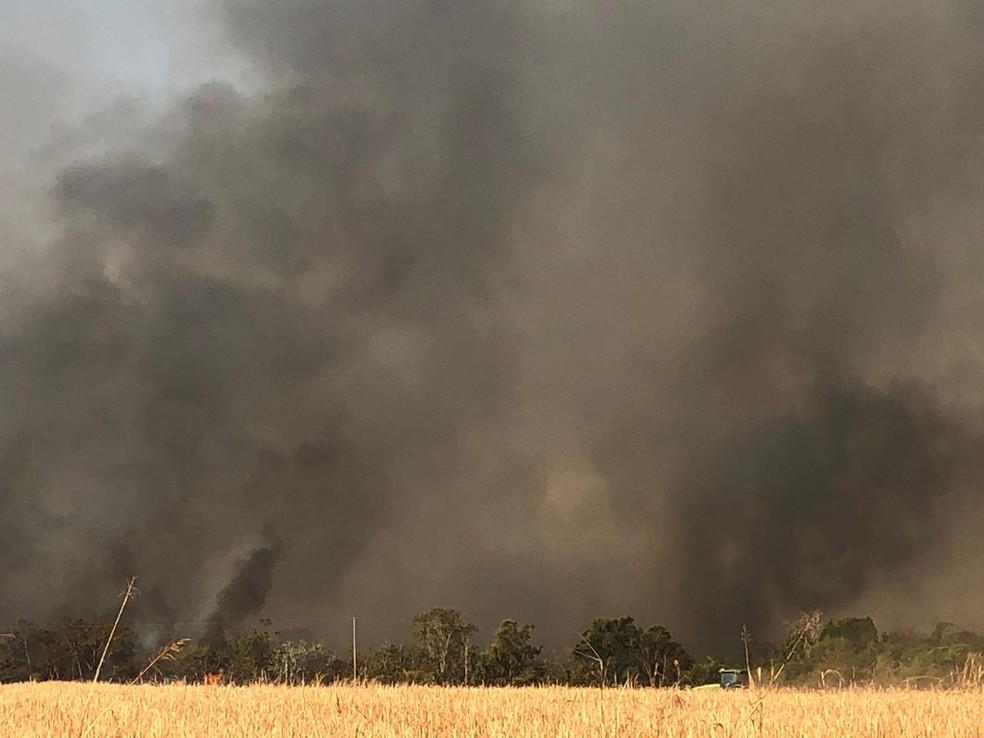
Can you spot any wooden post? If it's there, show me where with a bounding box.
[352,617,358,682]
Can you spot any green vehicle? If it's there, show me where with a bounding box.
[692,668,749,690]
[718,668,749,689]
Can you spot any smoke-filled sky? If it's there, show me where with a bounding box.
[3,0,984,656]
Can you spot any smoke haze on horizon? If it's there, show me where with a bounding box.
[2,0,984,655]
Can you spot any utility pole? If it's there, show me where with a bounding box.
[94,577,138,684]
[352,617,358,682]
[741,624,754,688]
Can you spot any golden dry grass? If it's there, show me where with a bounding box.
[2,683,984,738]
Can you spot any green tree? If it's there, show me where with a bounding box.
[364,642,424,684]
[0,631,27,683]
[227,629,276,683]
[177,642,230,682]
[636,625,690,686]
[822,618,878,651]
[571,617,641,686]
[686,655,728,686]
[25,618,138,682]
[769,610,826,683]
[274,640,342,684]
[412,608,478,685]
[808,637,875,685]
[479,620,547,686]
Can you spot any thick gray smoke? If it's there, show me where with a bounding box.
[2,0,984,654]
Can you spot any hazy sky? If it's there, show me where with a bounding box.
[0,0,178,94]
[0,0,245,248]
[0,0,242,152]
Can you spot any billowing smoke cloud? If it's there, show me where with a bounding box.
[203,528,281,647]
[2,0,984,655]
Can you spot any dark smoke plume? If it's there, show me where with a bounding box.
[203,530,281,647]
[2,0,984,654]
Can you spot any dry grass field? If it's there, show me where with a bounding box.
[2,682,983,738]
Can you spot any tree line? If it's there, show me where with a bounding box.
[2,608,983,687]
